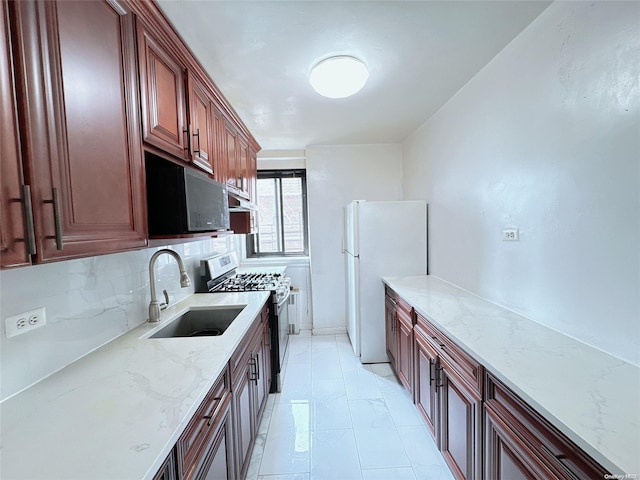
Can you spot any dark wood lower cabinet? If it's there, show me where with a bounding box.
[156,304,270,480]
[485,373,609,480]
[197,398,235,480]
[153,451,177,480]
[233,355,254,479]
[484,402,558,480]
[396,309,414,393]
[232,306,271,478]
[178,367,231,480]
[385,287,610,480]
[439,359,482,480]
[414,326,439,440]
[385,295,398,368]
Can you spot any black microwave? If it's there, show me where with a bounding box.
[146,156,230,235]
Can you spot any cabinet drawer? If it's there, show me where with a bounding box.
[178,366,230,479]
[385,287,413,319]
[485,373,609,480]
[416,313,483,394]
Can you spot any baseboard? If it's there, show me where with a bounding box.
[312,326,347,335]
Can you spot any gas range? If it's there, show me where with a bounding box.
[198,252,290,392]
[209,272,290,303]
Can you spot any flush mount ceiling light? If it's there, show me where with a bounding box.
[309,55,369,99]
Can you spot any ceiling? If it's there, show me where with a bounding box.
[157,1,552,152]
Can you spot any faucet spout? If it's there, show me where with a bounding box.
[148,249,191,322]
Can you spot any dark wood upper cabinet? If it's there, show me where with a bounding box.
[10,0,146,263]
[187,72,214,174]
[224,120,239,192]
[0,1,30,268]
[4,0,260,267]
[237,136,250,199]
[211,105,226,184]
[137,19,188,160]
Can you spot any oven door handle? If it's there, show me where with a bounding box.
[277,288,291,308]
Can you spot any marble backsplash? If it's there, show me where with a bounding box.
[0,237,231,402]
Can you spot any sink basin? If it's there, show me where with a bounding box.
[149,306,245,338]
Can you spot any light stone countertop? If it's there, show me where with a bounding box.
[383,275,640,476]
[0,291,270,480]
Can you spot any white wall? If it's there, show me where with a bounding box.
[402,2,640,365]
[307,144,403,334]
[0,237,232,401]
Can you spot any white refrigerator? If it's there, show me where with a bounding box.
[344,200,428,363]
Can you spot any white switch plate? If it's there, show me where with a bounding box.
[5,307,46,338]
[502,228,519,241]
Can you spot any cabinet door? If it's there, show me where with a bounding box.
[12,0,146,262]
[484,402,559,480]
[224,120,238,191]
[248,146,258,204]
[198,399,235,480]
[396,309,414,393]
[439,359,482,480]
[414,327,439,440]
[0,2,31,268]
[485,373,610,480]
[211,105,226,184]
[253,331,270,422]
[187,72,213,174]
[385,296,398,368]
[233,360,255,479]
[237,136,250,199]
[137,19,187,159]
[153,451,177,480]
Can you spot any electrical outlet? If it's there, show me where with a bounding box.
[503,228,519,241]
[5,307,46,338]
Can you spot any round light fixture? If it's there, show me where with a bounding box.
[309,55,369,99]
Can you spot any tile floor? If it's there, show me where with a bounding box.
[246,331,455,480]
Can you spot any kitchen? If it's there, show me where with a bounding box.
[1,1,638,480]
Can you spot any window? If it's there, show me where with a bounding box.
[247,169,308,256]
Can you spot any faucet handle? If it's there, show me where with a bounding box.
[161,289,170,310]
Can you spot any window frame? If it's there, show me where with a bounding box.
[246,169,309,257]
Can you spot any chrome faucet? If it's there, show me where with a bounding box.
[148,249,191,322]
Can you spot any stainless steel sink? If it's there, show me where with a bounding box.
[149,307,245,338]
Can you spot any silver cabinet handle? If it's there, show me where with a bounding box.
[21,185,37,254]
[183,125,192,156]
[256,353,260,383]
[428,358,435,386]
[192,127,200,154]
[52,188,63,250]
[45,188,64,250]
[434,364,443,391]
